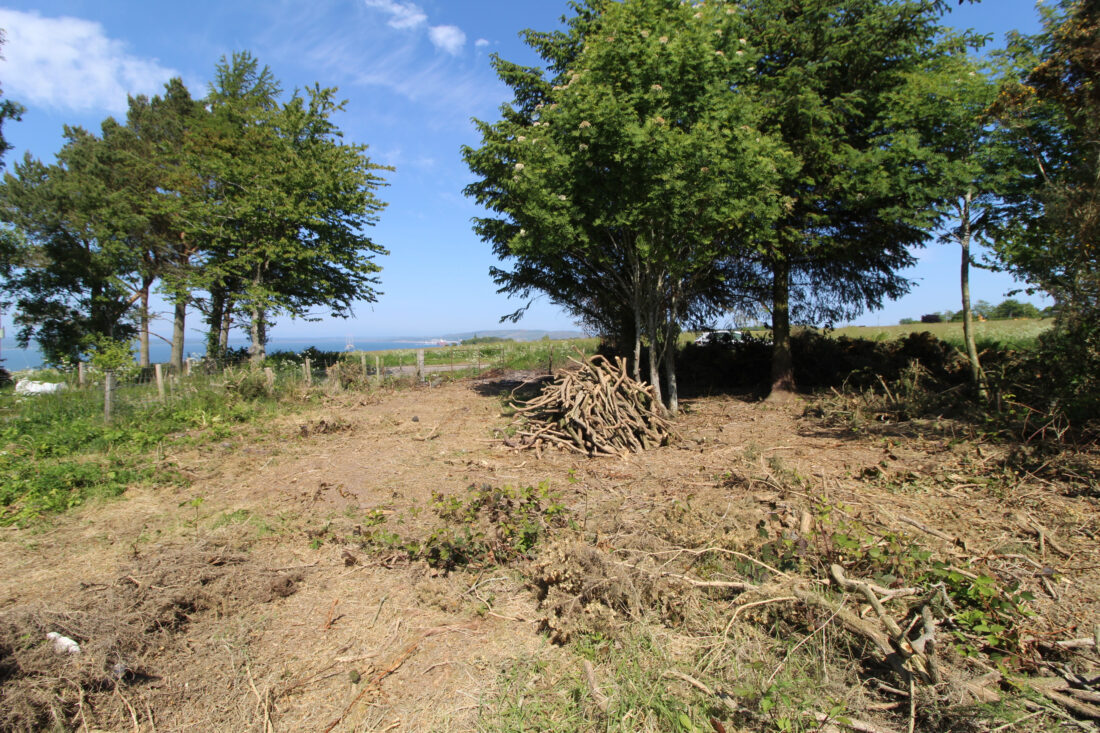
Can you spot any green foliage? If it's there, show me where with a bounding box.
[85,335,140,380]
[195,52,391,364]
[1,52,390,368]
[0,372,296,525]
[757,499,1035,656]
[357,481,567,571]
[460,336,513,345]
[464,0,788,404]
[990,1,1100,417]
[0,31,22,169]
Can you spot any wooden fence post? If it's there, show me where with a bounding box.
[184,358,192,377]
[78,361,86,388]
[360,352,367,375]
[416,349,425,382]
[304,358,312,387]
[155,363,165,401]
[375,355,382,385]
[104,372,115,423]
[264,367,275,390]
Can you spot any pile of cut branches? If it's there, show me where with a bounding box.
[506,355,675,457]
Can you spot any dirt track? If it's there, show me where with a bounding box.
[2,374,1098,731]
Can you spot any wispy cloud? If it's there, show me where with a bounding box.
[428,25,465,55]
[0,8,177,114]
[269,4,497,124]
[361,0,467,56]
[362,0,427,30]
[475,38,490,48]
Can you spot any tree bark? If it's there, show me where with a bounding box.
[959,189,987,400]
[632,297,643,384]
[206,286,226,361]
[249,307,267,367]
[645,306,666,414]
[170,299,186,372]
[663,322,679,416]
[769,254,796,398]
[219,296,233,355]
[138,283,151,368]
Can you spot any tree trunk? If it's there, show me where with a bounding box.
[249,307,267,367]
[663,323,679,416]
[632,297,643,383]
[170,299,186,372]
[645,307,666,414]
[138,284,151,368]
[769,254,796,399]
[206,286,226,361]
[959,190,987,400]
[219,296,233,355]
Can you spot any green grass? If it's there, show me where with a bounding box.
[830,318,1052,349]
[0,339,600,526]
[0,371,304,525]
[480,633,713,733]
[354,337,601,373]
[683,319,1052,350]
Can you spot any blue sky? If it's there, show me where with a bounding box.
[0,0,1049,341]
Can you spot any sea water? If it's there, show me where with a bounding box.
[0,336,456,371]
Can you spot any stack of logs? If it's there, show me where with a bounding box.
[507,354,675,457]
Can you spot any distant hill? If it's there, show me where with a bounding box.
[439,329,588,342]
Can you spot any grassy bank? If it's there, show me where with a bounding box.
[0,338,601,525]
[831,318,1053,349]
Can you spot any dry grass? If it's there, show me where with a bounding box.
[0,376,1097,731]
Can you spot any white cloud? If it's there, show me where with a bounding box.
[475,38,490,48]
[363,0,427,30]
[0,9,177,115]
[428,25,465,55]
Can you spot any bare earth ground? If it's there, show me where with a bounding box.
[1,373,1098,731]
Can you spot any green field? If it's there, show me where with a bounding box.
[830,318,1053,348]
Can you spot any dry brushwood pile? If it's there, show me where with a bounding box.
[505,354,675,457]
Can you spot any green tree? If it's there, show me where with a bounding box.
[990,298,1041,319]
[0,30,23,169]
[94,79,203,368]
[889,42,1008,398]
[192,53,390,365]
[0,130,138,364]
[729,0,971,398]
[465,0,786,412]
[992,0,1100,415]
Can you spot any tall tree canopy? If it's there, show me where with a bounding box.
[465,0,789,412]
[0,129,138,364]
[728,0,972,396]
[0,52,390,368]
[991,0,1100,415]
[466,0,972,401]
[0,29,22,169]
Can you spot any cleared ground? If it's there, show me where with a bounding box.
[1,371,1097,732]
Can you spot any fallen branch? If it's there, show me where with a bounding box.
[584,660,609,713]
[506,355,676,456]
[811,710,901,733]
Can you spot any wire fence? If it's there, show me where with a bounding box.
[9,339,601,424]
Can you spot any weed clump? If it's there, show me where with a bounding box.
[354,482,569,572]
[529,540,680,643]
